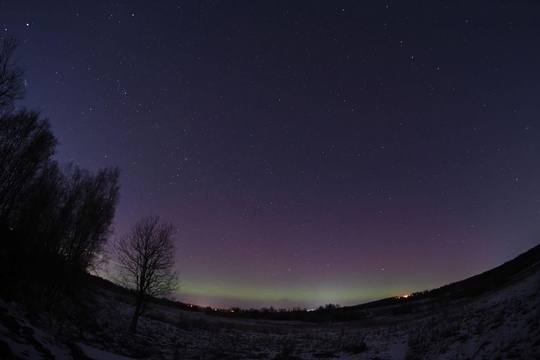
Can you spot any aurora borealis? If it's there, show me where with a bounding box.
[3,0,540,309]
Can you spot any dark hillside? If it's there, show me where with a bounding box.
[333,243,540,319]
[409,242,540,300]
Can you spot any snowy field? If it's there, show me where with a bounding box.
[1,263,539,359]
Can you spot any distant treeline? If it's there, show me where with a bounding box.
[155,242,540,322]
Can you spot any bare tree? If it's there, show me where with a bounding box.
[0,36,25,113]
[0,36,122,302]
[0,109,57,229]
[57,165,120,271]
[115,216,177,332]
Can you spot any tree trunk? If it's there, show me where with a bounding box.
[130,313,139,333]
[130,300,143,333]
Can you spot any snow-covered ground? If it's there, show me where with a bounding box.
[1,264,539,359]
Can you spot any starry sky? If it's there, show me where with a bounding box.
[2,0,540,309]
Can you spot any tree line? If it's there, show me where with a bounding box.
[0,36,120,302]
[0,36,177,332]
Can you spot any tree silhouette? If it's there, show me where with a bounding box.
[0,109,57,230]
[0,36,56,232]
[0,36,25,113]
[114,216,178,332]
[0,36,121,302]
[55,165,120,271]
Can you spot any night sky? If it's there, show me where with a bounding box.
[3,0,540,309]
